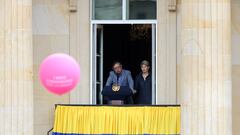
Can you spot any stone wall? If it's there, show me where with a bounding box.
[33,0,70,134]
[231,0,240,134]
[177,0,240,134]
[31,0,240,134]
[32,0,91,134]
[0,0,33,134]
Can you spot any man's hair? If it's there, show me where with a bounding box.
[112,61,122,67]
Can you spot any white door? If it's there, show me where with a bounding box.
[152,24,156,104]
[92,24,104,104]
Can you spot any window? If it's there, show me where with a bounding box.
[93,0,122,20]
[92,0,156,20]
[127,0,156,19]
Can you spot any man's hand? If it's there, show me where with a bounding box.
[132,89,137,94]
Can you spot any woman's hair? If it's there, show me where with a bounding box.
[140,60,150,67]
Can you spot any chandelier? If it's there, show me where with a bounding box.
[129,24,151,41]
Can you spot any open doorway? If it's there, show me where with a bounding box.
[92,24,156,104]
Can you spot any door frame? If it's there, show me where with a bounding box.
[90,21,158,104]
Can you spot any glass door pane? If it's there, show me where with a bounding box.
[92,24,104,104]
[127,0,156,20]
[93,0,122,20]
[96,25,104,104]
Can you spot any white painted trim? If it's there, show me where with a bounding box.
[122,0,127,20]
[90,0,93,104]
[90,0,158,104]
[90,22,158,104]
[91,0,94,20]
[90,24,93,104]
[155,23,158,104]
[99,25,104,104]
[152,24,157,104]
[91,20,157,24]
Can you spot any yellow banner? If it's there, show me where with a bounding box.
[53,105,180,135]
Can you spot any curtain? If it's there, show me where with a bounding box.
[52,105,180,135]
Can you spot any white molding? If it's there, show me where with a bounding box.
[152,24,157,104]
[122,0,127,20]
[90,0,94,20]
[90,24,93,104]
[90,0,158,104]
[91,20,157,24]
[155,23,158,104]
[90,22,158,104]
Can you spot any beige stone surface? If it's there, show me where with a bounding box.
[32,0,70,134]
[231,0,240,135]
[232,66,240,135]
[69,0,91,104]
[33,0,91,134]
[180,0,232,135]
[0,0,34,134]
[156,0,177,104]
[0,0,238,134]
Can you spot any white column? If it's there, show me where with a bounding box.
[0,0,33,134]
[180,0,232,135]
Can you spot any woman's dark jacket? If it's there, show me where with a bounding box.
[134,73,152,104]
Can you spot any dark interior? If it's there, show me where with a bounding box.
[102,24,152,85]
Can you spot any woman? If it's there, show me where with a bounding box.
[135,60,152,104]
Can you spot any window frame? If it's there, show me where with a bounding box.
[91,0,157,21]
[90,0,158,105]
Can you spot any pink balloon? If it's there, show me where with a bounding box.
[39,53,80,95]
